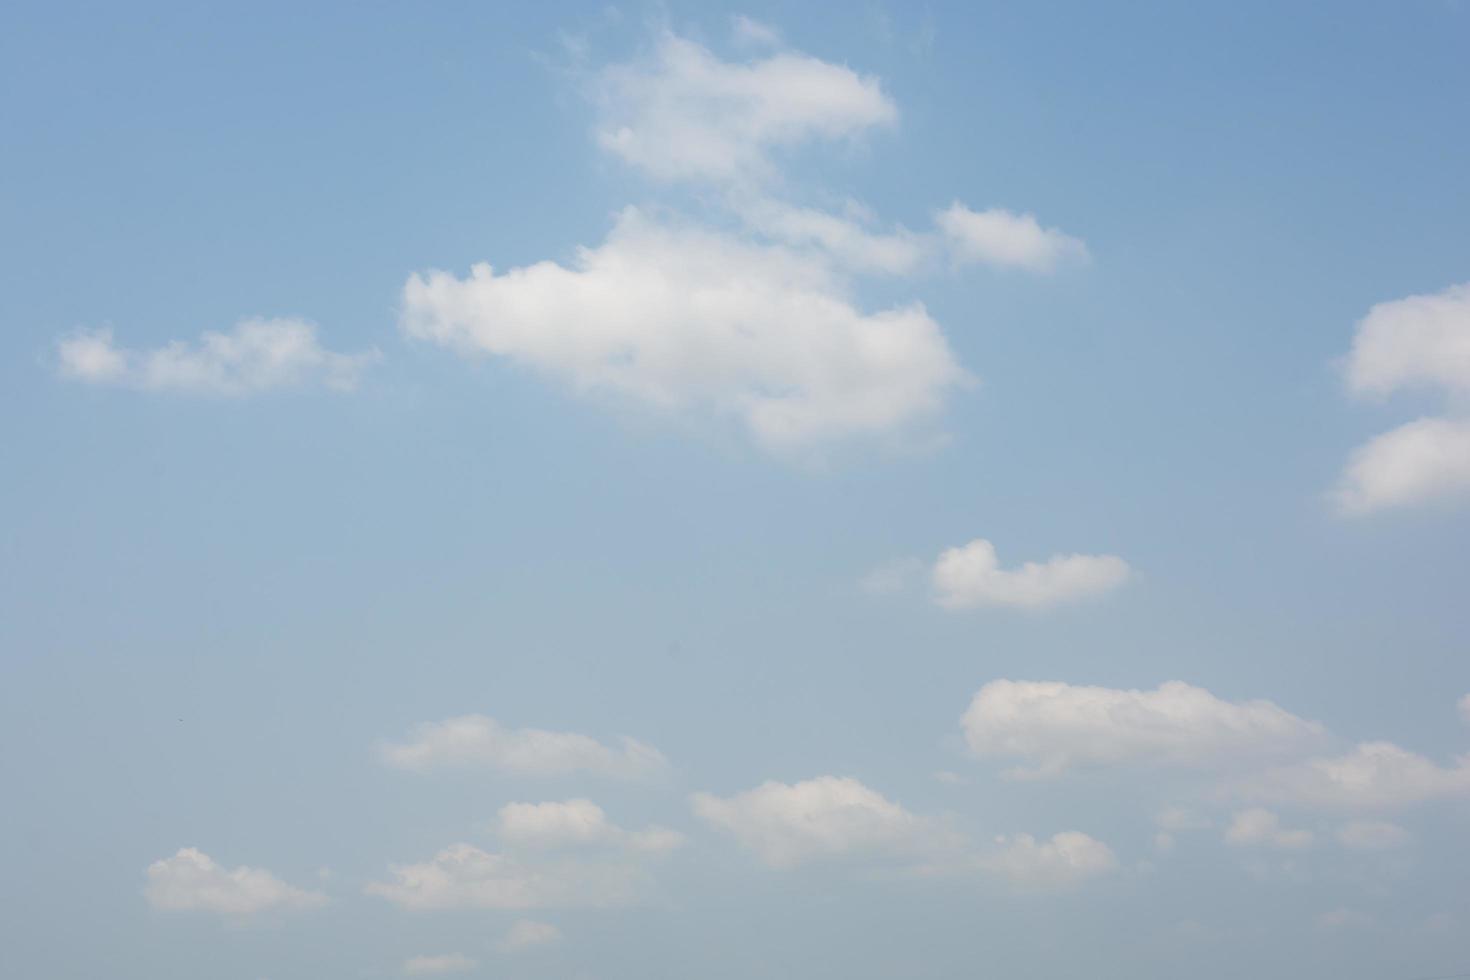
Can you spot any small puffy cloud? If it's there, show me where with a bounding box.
[57,319,377,394]
[931,539,1129,610]
[365,843,644,911]
[1238,741,1470,810]
[498,919,563,953]
[403,953,476,975]
[981,832,1118,888]
[593,32,895,186]
[936,203,1089,273]
[143,848,326,917]
[1333,417,1470,515]
[401,208,967,454]
[691,775,936,868]
[1336,819,1411,850]
[961,680,1324,777]
[495,799,684,854]
[1344,282,1470,398]
[1223,808,1314,849]
[379,715,667,780]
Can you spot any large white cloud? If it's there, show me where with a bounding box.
[931,539,1130,610]
[379,714,667,779]
[961,680,1325,777]
[1237,741,1470,810]
[690,775,936,868]
[1344,282,1470,397]
[1223,808,1314,849]
[1333,417,1470,515]
[402,208,967,452]
[593,32,895,186]
[143,848,326,917]
[980,832,1118,888]
[57,318,377,394]
[495,799,684,854]
[936,203,1090,274]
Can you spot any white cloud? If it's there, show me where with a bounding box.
[936,203,1089,273]
[593,32,895,186]
[690,775,936,868]
[731,196,927,275]
[1333,416,1470,515]
[57,319,377,394]
[961,679,1325,777]
[143,848,326,917]
[1459,693,1470,725]
[403,953,476,975]
[379,714,667,779]
[1344,282,1470,398]
[365,843,645,911]
[498,919,563,953]
[1238,741,1470,810]
[980,832,1118,888]
[1336,819,1411,850]
[730,15,782,48]
[401,208,967,453]
[1223,808,1314,849]
[931,539,1129,610]
[495,799,684,854]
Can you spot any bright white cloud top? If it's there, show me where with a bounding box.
[961,679,1325,776]
[57,319,378,394]
[931,539,1130,610]
[592,31,896,186]
[1335,281,1470,513]
[379,714,667,779]
[936,203,1090,273]
[495,799,684,854]
[402,209,967,453]
[143,848,326,917]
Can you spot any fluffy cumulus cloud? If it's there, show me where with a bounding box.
[1333,417,1470,514]
[143,848,326,917]
[1335,282,1470,513]
[1336,819,1411,850]
[495,799,684,854]
[57,318,377,394]
[404,29,1088,456]
[403,953,477,975]
[936,204,1090,273]
[690,775,934,868]
[1237,741,1470,810]
[1223,808,1314,849]
[961,680,1325,777]
[980,832,1118,888]
[592,31,895,186]
[379,715,667,779]
[498,919,563,952]
[931,539,1130,610]
[1344,282,1470,397]
[402,209,966,453]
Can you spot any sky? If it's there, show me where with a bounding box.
[2,2,1470,979]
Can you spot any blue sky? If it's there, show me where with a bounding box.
[3,2,1470,978]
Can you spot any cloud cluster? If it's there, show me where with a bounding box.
[960,679,1325,776]
[57,318,377,394]
[402,30,1086,455]
[1223,808,1314,849]
[379,714,667,779]
[366,841,645,911]
[495,798,684,853]
[931,539,1129,610]
[1236,741,1470,809]
[143,848,325,917]
[1335,282,1470,513]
